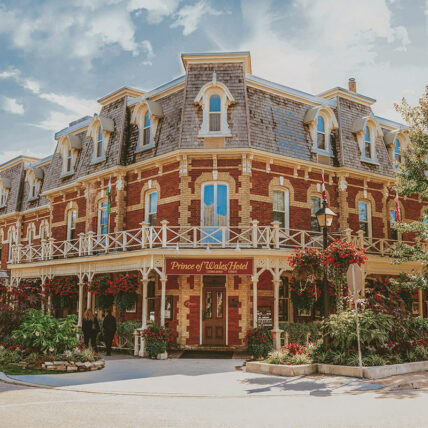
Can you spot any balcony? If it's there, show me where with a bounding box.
[9,221,409,265]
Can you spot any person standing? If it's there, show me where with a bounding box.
[103,309,117,356]
[82,309,100,351]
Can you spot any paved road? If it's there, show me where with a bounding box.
[0,356,427,427]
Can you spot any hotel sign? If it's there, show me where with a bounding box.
[166,258,253,275]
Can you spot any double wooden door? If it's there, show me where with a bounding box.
[202,277,226,345]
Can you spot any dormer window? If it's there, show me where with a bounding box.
[394,138,401,164]
[364,126,372,159]
[30,180,37,198]
[209,95,221,132]
[26,167,43,201]
[303,106,338,156]
[1,189,7,206]
[96,127,104,159]
[57,134,81,176]
[194,72,235,138]
[131,100,163,151]
[142,111,151,147]
[317,116,326,150]
[87,115,114,163]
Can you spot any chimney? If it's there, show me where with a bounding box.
[348,78,356,92]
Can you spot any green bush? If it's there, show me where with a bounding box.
[245,326,273,359]
[12,309,79,355]
[279,322,322,345]
[0,304,26,342]
[141,325,174,359]
[116,321,141,349]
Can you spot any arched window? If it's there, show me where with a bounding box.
[389,209,398,240]
[67,210,77,240]
[8,229,15,261]
[358,201,371,238]
[27,227,34,246]
[30,179,38,199]
[364,126,372,159]
[40,223,49,240]
[66,148,73,173]
[142,111,151,147]
[145,191,157,226]
[209,95,221,132]
[394,138,401,164]
[273,189,289,229]
[317,116,326,151]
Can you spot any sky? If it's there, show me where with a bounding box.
[0,0,426,163]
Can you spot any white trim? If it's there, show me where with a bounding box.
[358,200,372,239]
[273,188,290,231]
[145,190,158,225]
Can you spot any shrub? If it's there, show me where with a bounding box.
[12,309,79,355]
[245,326,273,359]
[116,321,141,349]
[279,322,322,345]
[0,304,25,342]
[289,353,312,365]
[265,351,287,365]
[115,292,138,312]
[286,343,306,356]
[141,325,173,359]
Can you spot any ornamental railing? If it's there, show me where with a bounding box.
[9,221,412,264]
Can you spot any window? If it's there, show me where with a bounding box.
[390,210,398,240]
[8,231,14,261]
[273,190,289,229]
[95,128,104,159]
[67,210,77,241]
[66,149,73,173]
[0,189,7,206]
[358,201,371,237]
[279,277,289,322]
[27,228,34,246]
[142,111,151,147]
[30,180,38,199]
[40,224,49,240]
[310,196,321,232]
[394,138,401,165]
[165,295,173,321]
[148,280,156,321]
[317,116,326,150]
[364,126,373,159]
[98,201,108,235]
[209,95,221,132]
[202,183,228,243]
[146,191,157,226]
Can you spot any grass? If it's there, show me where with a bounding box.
[0,365,67,376]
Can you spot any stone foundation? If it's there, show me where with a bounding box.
[41,360,105,372]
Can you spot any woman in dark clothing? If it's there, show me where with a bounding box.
[103,309,117,356]
[82,309,100,351]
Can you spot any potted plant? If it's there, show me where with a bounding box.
[140,325,173,359]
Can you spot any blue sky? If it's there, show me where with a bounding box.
[0,0,426,163]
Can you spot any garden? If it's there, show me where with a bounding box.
[245,239,428,373]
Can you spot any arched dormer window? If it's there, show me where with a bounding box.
[383,129,409,170]
[394,138,401,164]
[87,115,114,163]
[352,116,382,164]
[56,134,82,176]
[194,72,235,138]
[0,176,11,208]
[25,167,44,201]
[130,99,163,151]
[304,106,338,156]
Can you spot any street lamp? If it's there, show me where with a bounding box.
[315,200,337,321]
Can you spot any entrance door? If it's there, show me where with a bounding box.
[202,277,226,345]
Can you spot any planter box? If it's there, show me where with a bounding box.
[246,361,317,376]
[247,360,428,379]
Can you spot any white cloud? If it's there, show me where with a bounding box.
[1,96,24,115]
[30,110,79,132]
[171,0,222,36]
[128,0,180,23]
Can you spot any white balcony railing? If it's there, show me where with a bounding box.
[9,221,411,264]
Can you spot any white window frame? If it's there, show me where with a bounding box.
[310,195,322,232]
[67,210,77,241]
[208,94,221,132]
[358,201,372,238]
[0,188,8,207]
[8,229,15,261]
[66,148,73,173]
[140,111,152,148]
[27,227,34,246]
[145,191,158,226]
[40,223,49,241]
[272,189,289,230]
[316,115,327,151]
[97,200,108,236]
[201,182,230,228]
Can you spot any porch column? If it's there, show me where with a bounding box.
[272,279,282,350]
[252,275,258,328]
[47,295,52,314]
[77,282,84,327]
[139,278,148,357]
[160,276,167,327]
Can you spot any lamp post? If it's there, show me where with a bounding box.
[315,200,337,320]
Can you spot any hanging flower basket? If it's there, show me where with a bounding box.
[288,247,324,282]
[89,274,139,311]
[321,240,367,273]
[290,278,321,310]
[44,277,79,309]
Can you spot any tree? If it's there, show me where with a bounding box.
[390,86,428,292]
